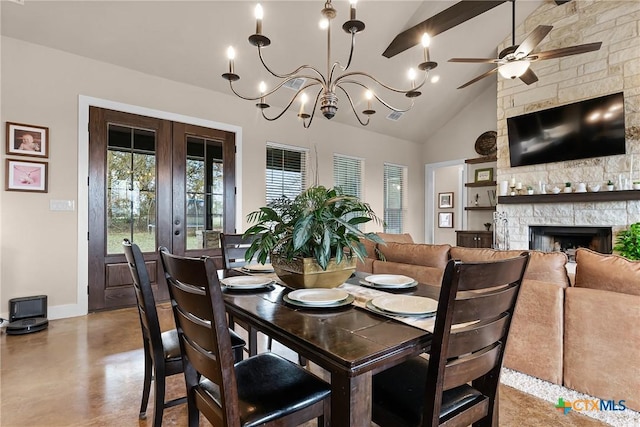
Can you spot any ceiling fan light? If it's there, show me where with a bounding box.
[498,61,530,79]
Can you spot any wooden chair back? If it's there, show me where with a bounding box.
[123,239,166,368]
[220,233,257,269]
[423,253,530,426]
[158,247,241,425]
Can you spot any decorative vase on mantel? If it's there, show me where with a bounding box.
[271,254,356,289]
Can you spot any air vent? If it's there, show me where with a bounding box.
[386,111,404,121]
[283,78,306,91]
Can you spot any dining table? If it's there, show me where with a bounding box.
[220,270,439,427]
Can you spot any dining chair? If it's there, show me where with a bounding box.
[158,247,331,427]
[123,240,245,427]
[372,253,530,427]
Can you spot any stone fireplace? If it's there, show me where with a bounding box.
[529,225,612,262]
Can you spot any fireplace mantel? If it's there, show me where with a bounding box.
[498,190,640,204]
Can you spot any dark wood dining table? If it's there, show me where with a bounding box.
[221,271,437,427]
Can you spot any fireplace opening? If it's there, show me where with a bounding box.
[529,226,612,262]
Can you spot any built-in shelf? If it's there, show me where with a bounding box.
[498,190,640,204]
[465,155,496,164]
[465,206,496,211]
[465,180,497,188]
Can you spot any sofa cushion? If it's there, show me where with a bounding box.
[377,243,451,270]
[372,260,444,287]
[376,233,414,244]
[564,287,640,411]
[575,248,640,296]
[504,279,564,385]
[449,247,569,287]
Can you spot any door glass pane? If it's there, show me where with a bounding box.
[186,136,223,250]
[106,124,156,254]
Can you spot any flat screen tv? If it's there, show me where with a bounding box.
[507,92,625,167]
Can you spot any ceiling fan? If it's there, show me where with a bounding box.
[449,0,602,89]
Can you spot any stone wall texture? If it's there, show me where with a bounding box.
[496,0,640,250]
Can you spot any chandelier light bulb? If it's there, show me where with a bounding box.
[498,60,530,79]
[407,68,416,81]
[259,81,267,94]
[227,46,236,60]
[431,75,440,84]
[300,93,308,105]
[421,33,431,48]
[319,18,329,30]
[365,90,373,100]
[254,4,263,20]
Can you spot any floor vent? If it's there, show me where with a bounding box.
[386,111,404,121]
[283,78,306,91]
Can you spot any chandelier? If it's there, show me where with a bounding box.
[221,0,437,128]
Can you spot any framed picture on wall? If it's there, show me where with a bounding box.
[438,192,453,209]
[438,212,453,228]
[6,122,49,158]
[474,167,493,183]
[5,159,48,193]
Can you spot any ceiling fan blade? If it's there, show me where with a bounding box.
[533,42,602,60]
[383,1,506,58]
[449,58,501,64]
[519,68,539,85]
[515,25,553,57]
[457,68,498,89]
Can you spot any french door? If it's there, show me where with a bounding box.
[88,107,236,311]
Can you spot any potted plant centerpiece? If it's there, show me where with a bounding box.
[243,185,384,289]
[613,222,640,260]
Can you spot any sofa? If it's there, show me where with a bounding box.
[357,236,640,412]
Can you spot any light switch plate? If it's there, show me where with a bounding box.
[50,200,75,211]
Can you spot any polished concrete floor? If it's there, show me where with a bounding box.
[0,304,607,427]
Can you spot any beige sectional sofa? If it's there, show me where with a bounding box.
[357,236,639,411]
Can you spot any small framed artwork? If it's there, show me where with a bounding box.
[475,167,494,183]
[438,212,453,228]
[438,192,454,209]
[5,159,48,193]
[6,122,49,158]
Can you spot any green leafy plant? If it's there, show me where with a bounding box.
[613,222,640,260]
[607,180,614,186]
[565,182,572,187]
[243,185,384,270]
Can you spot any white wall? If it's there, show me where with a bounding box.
[422,83,498,164]
[0,37,425,318]
[421,83,498,235]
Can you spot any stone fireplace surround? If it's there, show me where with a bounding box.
[492,1,640,251]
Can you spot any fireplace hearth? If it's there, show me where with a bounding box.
[529,226,612,262]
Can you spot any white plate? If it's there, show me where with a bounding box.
[242,263,274,273]
[359,279,417,290]
[364,274,415,287]
[288,289,350,306]
[220,276,273,289]
[371,295,438,315]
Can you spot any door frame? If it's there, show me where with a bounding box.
[424,159,466,244]
[73,95,243,318]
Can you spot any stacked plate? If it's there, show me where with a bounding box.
[361,274,417,289]
[367,295,438,317]
[284,288,354,308]
[220,276,274,290]
[242,263,275,273]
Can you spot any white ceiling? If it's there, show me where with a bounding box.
[1,0,548,143]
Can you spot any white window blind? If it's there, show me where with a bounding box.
[266,143,308,204]
[333,154,363,199]
[383,163,407,233]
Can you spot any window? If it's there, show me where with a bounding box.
[384,163,407,233]
[333,154,363,198]
[266,143,308,204]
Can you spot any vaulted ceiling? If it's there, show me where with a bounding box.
[1,1,549,143]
